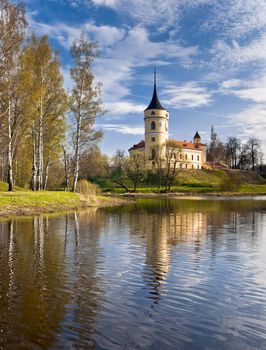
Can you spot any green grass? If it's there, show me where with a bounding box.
[102,170,266,195]
[238,184,266,193]
[0,190,81,207]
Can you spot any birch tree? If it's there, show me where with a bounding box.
[0,0,26,76]
[21,35,67,190]
[69,34,103,192]
[0,0,27,190]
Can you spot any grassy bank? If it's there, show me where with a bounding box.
[0,183,129,218]
[102,170,266,195]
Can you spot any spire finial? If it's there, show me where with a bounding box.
[154,67,156,87]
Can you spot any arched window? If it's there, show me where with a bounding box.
[151,149,156,160]
[151,121,156,130]
[151,111,155,115]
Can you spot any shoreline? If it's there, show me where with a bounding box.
[0,191,265,219]
[0,194,132,219]
[118,191,266,198]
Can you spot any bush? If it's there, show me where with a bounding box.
[76,179,100,200]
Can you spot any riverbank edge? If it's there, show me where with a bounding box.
[1,190,265,219]
[0,195,132,219]
[113,191,266,199]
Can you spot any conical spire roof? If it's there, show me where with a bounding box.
[194,131,201,139]
[145,68,166,111]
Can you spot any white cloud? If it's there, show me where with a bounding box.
[230,104,266,155]
[104,101,146,116]
[28,15,199,119]
[99,123,144,135]
[91,0,212,31]
[221,74,266,103]
[92,0,118,7]
[162,82,212,108]
[212,34,266,68]
[205,0,266,39]
[29,16,125,48]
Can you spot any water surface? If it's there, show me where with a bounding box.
[0,197,266,349]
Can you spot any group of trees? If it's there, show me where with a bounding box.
[109,142,184,193]
[0,0,102,191]
[207,126,263,170]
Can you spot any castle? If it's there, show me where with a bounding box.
[128,70,207,169]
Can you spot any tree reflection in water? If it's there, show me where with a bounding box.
[0,198,265,349]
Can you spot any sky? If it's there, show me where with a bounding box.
[19,0,266,157]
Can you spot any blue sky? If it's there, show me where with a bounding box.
[20,0,266,157]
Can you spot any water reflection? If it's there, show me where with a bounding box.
[0,198,265,349]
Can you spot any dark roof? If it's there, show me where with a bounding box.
[128,140,145,151]
[145,85,166,111]
[193,131,201,139]
[145,69,166,111]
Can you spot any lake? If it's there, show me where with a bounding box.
[0,197,266,349]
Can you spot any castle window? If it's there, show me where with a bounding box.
[185,154,187,160]
[151,121,156,130]
[151,149,156,160]
[192,164,194,169]
[165,123,168,131]
[151,111,155,115]
[151,137,155,142]
[185,163,187,169]
[191,155,194,160]
[197,155,200,161]
[197,165,200,169]
[179,153,182,160]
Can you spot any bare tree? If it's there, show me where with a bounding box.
[246,137,262,171]
[226,137,241,168]
[155,142,183,192]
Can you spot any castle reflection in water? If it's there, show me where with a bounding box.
[0,198,265,349]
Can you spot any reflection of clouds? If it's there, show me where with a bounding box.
[240,211,266,290]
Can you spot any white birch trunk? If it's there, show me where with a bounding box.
[7,98,13,191]
[63,148,70,191]
[43,156,50,190]
[37,95,43,191]
[31,127,37,191]
[72,116,81,192]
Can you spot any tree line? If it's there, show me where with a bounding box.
[0,0,102,191]
[207,126,263,170]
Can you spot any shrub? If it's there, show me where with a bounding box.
[76,179,100,201]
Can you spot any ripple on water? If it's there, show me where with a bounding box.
[0,199,266,349]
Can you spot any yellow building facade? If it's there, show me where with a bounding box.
[129,70,207,169]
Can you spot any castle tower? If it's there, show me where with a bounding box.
[144,69,169,161]
[193,131,201,144]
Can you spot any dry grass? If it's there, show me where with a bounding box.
[76,179,99,202]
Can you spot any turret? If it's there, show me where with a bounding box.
[144,69,169,162]
[193,131,201,144]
